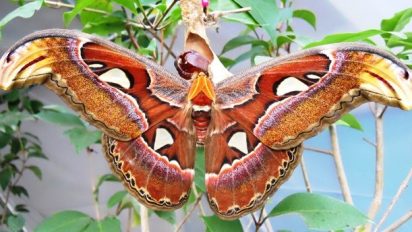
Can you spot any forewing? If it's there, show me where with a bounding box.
[0,29,189,141]
[205,112,302,219]
[215,43,412,149]
[102,114,196,210]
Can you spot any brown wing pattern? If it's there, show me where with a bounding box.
[216,44,412,149]
[0,29,189,141]
[102,115,196,210]
[205,112,302,219]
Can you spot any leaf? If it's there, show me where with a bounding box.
[63,127,102,153]
[83,217,121,232]
[154,211,176,225]
[233,0,292,41]
[94,174,119,202]
[335,114,363,131]
[107,190,128,208]
[0,131,12,149]
[209,0,257,26]
[27,165,43,180]
[0,0,44,39]
[194,147,206,193]
[304,29,385,48]
[293,9,316,30]
[221,35,269,54]
[1,170,15,191]
[35,210,92,232]
[202,215,243,232]
[63,0,96,27]
[7,214,25,232]
[381,8,412,36]
[269,193,369,230]
[11,185,29,198]
[254,55,273,65]
[112,0,137,14]
[36,108,85,128]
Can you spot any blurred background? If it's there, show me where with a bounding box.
[0,0,411,231]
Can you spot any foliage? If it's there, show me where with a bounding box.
[0,0,411,231]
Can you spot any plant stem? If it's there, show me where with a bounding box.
[153,0,179,29]
[304,146,333,155]
[374,168,412,232]
[300,157,312,192]
[174,194,203,232]
[140,205,150,232]
[366,104,385,231]
[382,211,412,232]
[329,124,353,204]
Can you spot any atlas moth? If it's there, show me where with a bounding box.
[0,29,411,219]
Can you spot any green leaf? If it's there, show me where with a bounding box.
[63,127,102,153]
[7,214,25,232]
[0,0,44,39]
[63,0,96,27]
[83,217,121,232]
[381,8,412,37]
[83,11,126,35]
[335,114,363,131]
[112,0,137,14]
[231,45,269,68]
[35,210,92,232]
[195,147,206,193]
[304,29,385,48]
[36,108,85,128]
[107,190,128,208]
[218,56,236,68]
[233,0,292,41]
[202,215,243,232]
[1,170,14,193]
[154,211,176,225]
[94,174,119,202]
[293,9,316,30]
[0,131,12,149]
[269,193,369,230]
[209,0,257,26]
[221,35,269,54]
[11,185,29,197]
[27,165,43,180]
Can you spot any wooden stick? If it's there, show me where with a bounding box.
[365,104,385,231]
[382,211,412,232]
[140,205,150,232]
[374,168,412,232]
[329,125,353,204]
[300,157,312,192]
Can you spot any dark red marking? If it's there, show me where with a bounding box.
[366,70,396,93]
[19,55,46,74]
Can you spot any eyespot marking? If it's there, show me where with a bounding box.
[276,77,309,96]
[154,128,174,151]
[98,68,131,89]
[228,132,248,154]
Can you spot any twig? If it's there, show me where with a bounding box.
[366,104,385,231]
[262,208,274,232]
[191,185,206,216]
[126,208,133,232]
[329,125,353,204]
[153,0,179,29]
[382,211,412,232]
[300,157,312,192]
[140,205,150,232]
[122,8,140,51]
[363,137,377,147]
[162,32,178,65]
[44,0,149,29]
[87,152,101,220]
[374,168,412,232]
[174,194,203,232]
[304,146,333,155]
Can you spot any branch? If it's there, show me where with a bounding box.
[140,205,150,232]
[175,194,203,232]
[329,125,353,204]
[374,168,412,232]
[382,211,412,232]
[366,104,385,231]
[303,146,333,155]
[300,157,312,192]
